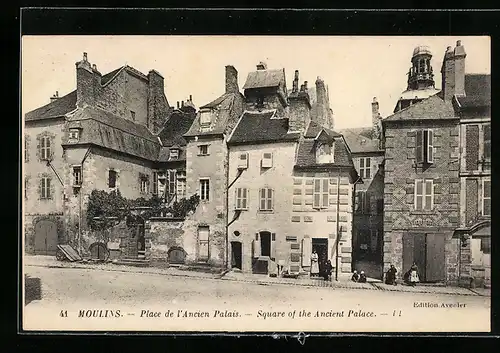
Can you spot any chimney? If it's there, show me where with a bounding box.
[441,41,466,101]
[372,97,381,139]
[303,81,308,91]
[177,101,180,109]
[50,91,59,103]
[292,70,299,93]
[181,101,184,108]
[225,65,239,94]
[75,52,95,108]
[189,94,192,101]
[256,61,267,70]
[147,69,169,134]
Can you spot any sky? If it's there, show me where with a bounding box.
[21,36,490,130]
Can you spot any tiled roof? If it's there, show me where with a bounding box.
[158,109,196,147]
[304,120,342,139]
[184,92,245,137]
[457,74,491,109]
[242,69,285,90]
[25,90,77,121]
[383,94,456,122]
[65,106,161,161]
[101,67,124,85]
[228,110,300,145]
[338,127,383,153]
[295,135,353,168]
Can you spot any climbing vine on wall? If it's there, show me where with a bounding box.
[86,190,200,231]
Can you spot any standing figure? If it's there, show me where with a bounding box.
[409,262,420,286]
[323,260,333,281]
[351,270,360,282]
[385,264,398,285]
[310,249,320,277]
[358,271,367,283]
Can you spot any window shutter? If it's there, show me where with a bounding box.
[235,188,240,209]
[426,130,434,163]
[483,124,491,159]
[267,188,273,211]
[415,180,423,210]
[242,188,247,209]
[322,179,329,208]
[483,180,491,216]
[48,137,54,160]
[366,158,371,178]
[416,130,424,163]
[466,125,480,171]
[38,178,43,199]
[301,238,312,266]
[271,233,276,259]
[424,180,433,210]
[313,179,321,208]
[152,172,158,195]
[48,177,54,199]
[259,188,265,210]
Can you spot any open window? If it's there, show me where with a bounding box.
[415,129,433,164]
[238,152,249,169]
[261,152,273,168]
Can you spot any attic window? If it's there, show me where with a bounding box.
[69,129,80,141]
[200,110,212,126]
[316,143,334,164]
[169,148,179,160]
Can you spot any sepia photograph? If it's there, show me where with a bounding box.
[21,34,491,332]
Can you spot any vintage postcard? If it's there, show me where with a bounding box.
[21,35,491,332]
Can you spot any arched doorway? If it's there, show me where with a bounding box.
[34,220,58,255]
[168,246,186,264]
[231,241,242,269]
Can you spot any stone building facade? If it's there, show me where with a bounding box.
[23,52,194,261]
[381,43,467,284]
[339,97,385,279]
[227,66,357,275]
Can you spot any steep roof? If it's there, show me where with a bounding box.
[228,110,300,145]
[65,106,161,161]
[383,94,457,122]
[304,120,342,139]
[25,90,77,121]
[157,109,196,147]
[457,74,491,109]
[184,92,244,137]
[339,127,383,153]
[295,134,354,168]
[242,69,285,90]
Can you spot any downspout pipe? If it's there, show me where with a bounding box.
[78,147,92,255]
[225,168,244,269]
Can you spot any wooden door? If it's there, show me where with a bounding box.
[197,227,209,262]
[34,220,57,255]
[425,233,445,282]
[402,232,426,280]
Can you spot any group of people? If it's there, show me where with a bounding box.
[385,262,420,286]
[309,248,421,286]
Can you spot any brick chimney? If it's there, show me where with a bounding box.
[372,97,381,139]
[75,52,95,107]
[288,70,311,134]
[225,65,239,94]
[441,40,467,101]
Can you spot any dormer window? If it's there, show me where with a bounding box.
[316,143,334,164]
[169,148,179,160]
[69,129,80,141]
[200,110,212,126]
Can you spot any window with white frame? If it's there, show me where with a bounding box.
[176,171,186,199]
[40,136,52,160]
[40,177,52,199]
[69,129,80,140]
[259,187,274,211]
[200,110,212,125]
[261,152,273,168]
[139,174,149,194]
[235,188,249,210]
[72,166,82,186]
[415,129,434,164]
[359,157,371,179]
[169,149,179,160]
[482,179,491,216]
[200,178,210,201]
[198,145,209,156]
[414,179,434,211]
[313,179,329,209]
[316,143,333,164]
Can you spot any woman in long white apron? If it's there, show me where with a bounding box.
[310,249,320,277]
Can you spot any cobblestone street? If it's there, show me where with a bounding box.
[23,257,490,332]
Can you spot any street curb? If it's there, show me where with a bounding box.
[25,262,490,297]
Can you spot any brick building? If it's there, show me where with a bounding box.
[453,70,491,287]
[23,53,194,260]
[381,42,466,284]
[339,97,385,279]
[227,66,357,275]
